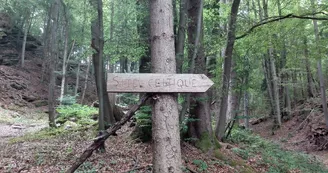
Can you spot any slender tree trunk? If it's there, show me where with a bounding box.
[74,62,81,96]
[227,60,238,122]
[180,0,203,123]
[244,91,249,129]
[59,19,69,104]
[303,38,314,98]
[215,0,241,141]
[185,0,213,150]
[150,0,182,171]
[48,0,60,127]
[81,57,91,104]
[311,0,328,128]
[285,74,291,119]
[269,47,281,126]
[176,0,187,73]
[90,0,115,129]
[21,11,31,67]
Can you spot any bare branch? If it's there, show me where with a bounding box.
[236,12,328,40]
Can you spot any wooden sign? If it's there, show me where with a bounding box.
[107,73,214,93]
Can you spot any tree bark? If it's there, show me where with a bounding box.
[176,0,187,73]
[215,0,241,141]
[269,47,281,126]
[150,0,182,172]
[21,10,31,67]
[74,62,81,96]
[303,37,315,98]
[81,57,91,104]
[185,0,213,150]
[59,10,69,104]
[47,0,60,127]
[311,0,328,129]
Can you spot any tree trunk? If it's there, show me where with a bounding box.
[185,0,213,150]
[269,47,281,126]
[180,0,203,124]
[150,0,182,172]
[244,91,249,129]
[137,0,150,74]
[90,0,113,151]
[81,57,91,104]
[47,0,60,127]
[227,60,238,122]
[59,16,70,104]
[215,0,241,141]
[311,0,328,128]
[21,11,31,67]
[303,38,314,98]
[176,0,187,73]
[74,62,81,96]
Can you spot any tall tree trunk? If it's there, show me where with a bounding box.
[90,0,114,151]
[74,62,81,96]
[21,11,31,67]
[47,0,60,127]
[137,0,150,74]
[59,15,70,104]
[176,0,187,73]
[81,57,91,104]
[312,0,328,129]
[215,0,241,141]
[186,0,213,150]
[263,58,274,117]
[180,0,203,123]
[150,0,182,172]
[269,47,281,126]
[244,91,249,129]
[303,37,315,98]
[227,60,238,122]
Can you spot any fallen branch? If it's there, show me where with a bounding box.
[66,94,151,173]
[297,109,314,131]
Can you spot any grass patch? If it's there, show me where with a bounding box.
[229,129,328,173]
[9,125,95,143]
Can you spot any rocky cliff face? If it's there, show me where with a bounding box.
[0,12,42,66]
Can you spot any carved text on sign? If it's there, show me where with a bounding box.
[107,73,214,93]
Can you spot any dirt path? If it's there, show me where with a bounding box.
[0,106,48,143]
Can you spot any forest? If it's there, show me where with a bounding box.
[0,0,328,172]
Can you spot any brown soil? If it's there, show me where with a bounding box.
[0,123,257,173]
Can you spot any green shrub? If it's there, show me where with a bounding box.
[58,95,77,105]
[131,105,152,142]
[192,159,208,172]
[56,104,97,126]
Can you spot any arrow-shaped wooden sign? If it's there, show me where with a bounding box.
[107,73,214,93]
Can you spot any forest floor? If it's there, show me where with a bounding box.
[0,107,256,173]
[252,97,328,167]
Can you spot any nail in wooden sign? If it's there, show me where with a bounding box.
[107,73,214,93]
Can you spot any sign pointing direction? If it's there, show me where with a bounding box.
[107,73,214,93]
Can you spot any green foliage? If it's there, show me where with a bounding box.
[230,129,328,173]
[131,105,152,142]
[56,104,97,126]
[192,159,208,172]
[118,93,139,106]
[58,95,77,105]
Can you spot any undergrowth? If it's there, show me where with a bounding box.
[56,104,97,126]
[229,129,328,173]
